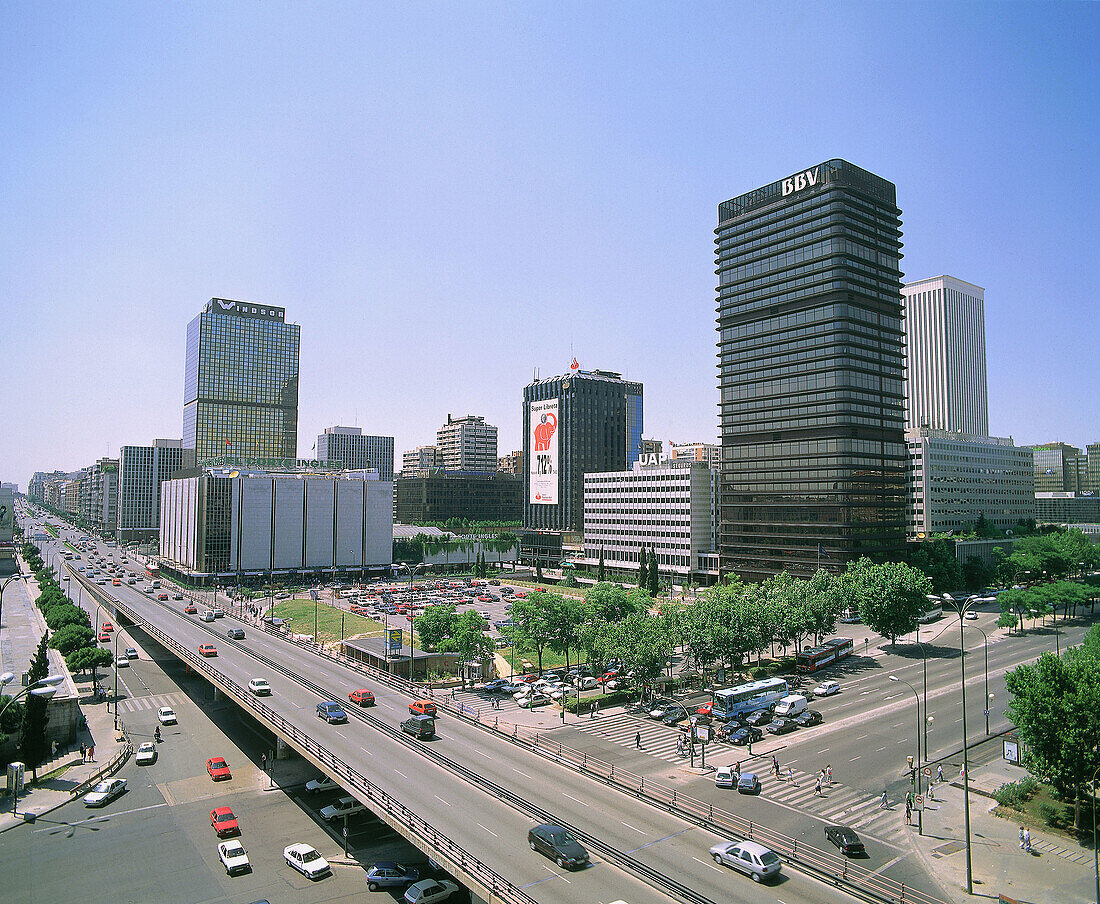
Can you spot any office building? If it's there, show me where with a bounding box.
[670,442,721,470]
[182,298,300,464]
[159,465,391,579]
[523,367,644,536]
[906,428,1034,536]
[394,472,522,525]
[436,415,498,473]
[716,159,907,579]
[641,438,663,458]
[1034,492,1100,525]
[1032,442,1087,494]
[117,439,184,544]
[316,426,394,480]
[902,276,989,434]
[0,483,14,575]
[79,458,119,535]
[583,459,718,584]
[498,450,524,475]
[402,445,440,473]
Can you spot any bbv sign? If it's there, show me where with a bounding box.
[782,167,821,196]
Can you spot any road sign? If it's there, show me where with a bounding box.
[915,795,924,806]
[923,766,931,776]
[983,709,990,716]
[342,826,348,837]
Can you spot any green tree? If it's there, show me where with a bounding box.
[910,539,963,593]
[49,624,96,656]
[597,548,605,583]
[647,549,659,596]
[414,603,458,652]
[545,594,586,671]
[844,558,931,645]
[535,559,543,582]
[1005,636,1100,829]
[440,611,495,689]
[44,603,90,632]
[65,645,112,679]
[509,592,556,674]
[962,555,997,592]
[974,513,996,539]
[609,611,672,690]
[19,634,51,780]
[637,546,648,589]
[585,582,641,621]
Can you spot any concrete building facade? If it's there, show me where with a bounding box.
[436,415,498,473]
[117,439,184,544]
[316,426,395,481]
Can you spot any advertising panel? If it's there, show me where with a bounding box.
[529,398,559,505]
[388,628,403,651]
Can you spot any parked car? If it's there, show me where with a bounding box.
[793,709,823,727]
[814,680,841,697]
[365,861,420,891]
[824,825,866,856]
[766,717,799,735]
[349,688,376,706]
[83,778,127,807]
[218,839,251,875]
[157,706,177,725]
[714,765,736,788]
[404,878,461,904]
[320,795,366,821]
[305,774,338,794]
[247,678,272,696]
[210,806,239,836]
[527,823,589,870]
[317,701,348,724]
[518,692,552,708]
[135,742,157,765]
[737,771,761,794]
[709,839,781,882]
[206,757,232,781]
[284,843,331,879]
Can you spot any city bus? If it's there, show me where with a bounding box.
[796,636,855,673]
[145,564,161,580]
[712,677,790,721]
[918,598,944,623]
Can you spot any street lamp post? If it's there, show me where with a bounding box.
[1092,762,1099,904]
[964,623,992,735]
[1,573,27,652]
[112,632,121,730]
[914,635,930,762]
[947,595,977,895]
[890,675,923,835]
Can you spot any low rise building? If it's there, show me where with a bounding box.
[1034,492,1100,525]
[394,472,521,525]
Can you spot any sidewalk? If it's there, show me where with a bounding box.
[909,758,1097,904]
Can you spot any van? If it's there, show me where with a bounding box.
[201,610,216,622]
[401,715,435,740]
[773,694,808,717]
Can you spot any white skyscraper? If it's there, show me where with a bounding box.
[902,275,988,435]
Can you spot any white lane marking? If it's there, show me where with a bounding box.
[850,755,862,761]
[897,738,908,744]
[817,748,830,754]
[620,821,647,836]
[334,730,347,739]
[513,768,533,779]
[474,749,492,758]
[394,769,408,779]
[562,792,589,806]
[855,735,868,740]
[693,855,723,873]
[477,823,498,836]
[876,746,887,752]
[434,796,451,806]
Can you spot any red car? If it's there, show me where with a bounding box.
[198,644,218,657]
[409,699,437,717]
[184,604,198,614]
[696,702,714,717]
[207,757,232,781]
[97,631,110,643]
[210,806,239,836]
[348,689,376,707]
[102,622,114,633]
[157,593,169,600]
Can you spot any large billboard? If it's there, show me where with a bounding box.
[529,398,559,505]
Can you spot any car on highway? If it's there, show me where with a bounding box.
[102,622,114,632]
[157,592,169,600]
[744,709,773,727]
[320,795,366,821]
[729,726,763,745]
[135,742,157,765]
[184,603,198,614]
[284,843,331,879]
[218,839,251,875]
[709,839,781,882]
[409,699,437,716]
[157,706,177,725]
[348,688,376,706]
[766,717,799,735]
[198,643,217,657]
[125,647,138,659]
[143,586,154,594]
[824,825,865,856]
[227,626,245,639]
[401,715,436,739]
[115,656,129,668]
[528,823,589,870]
[173,592,184,600]
[247,678,272,696]
[814,679,841,697]
[206,757,232,781]
[965,610,980,620]
[793,709,823,727]
[365,861,420,891]
[127,577,137,584]
[317,701,348,723]
[737,771,761,794]
[404,878,461,904]
[210,806,239,836]
[97,631,110,643]
[83,778,127,807]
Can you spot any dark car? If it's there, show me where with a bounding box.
[766,717,799,735]
[527,823,589,870]
[824,825,866,856]
[227,627,245,640]
[745,709,773,727]
[365,861,420,891]
[737,771,761,794]
[661,710,688,727]
[316,701,348,724]
[729,726,763,746]
[793,709,823,727]
[401,714,435,740]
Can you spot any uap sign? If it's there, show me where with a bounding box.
[782,166,822,197]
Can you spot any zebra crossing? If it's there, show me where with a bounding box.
[570,713,910,847]
[118,692,186,714]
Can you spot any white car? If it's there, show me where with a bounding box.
[115,656,129,668]
[248,678,272,696]
[320,795,366,821]
[83,778,127,807]
[305,774,338,794]
[518,692,552,709]
[135,742,157,765]
[404,878,461,904]
[284,843,331,879]
[814,680,841,697]
[218,840,251,875]
[965,611,979,620]
[157,706,177,725]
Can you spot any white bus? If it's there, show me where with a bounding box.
[712,677,790,721]
[918,597,944,623]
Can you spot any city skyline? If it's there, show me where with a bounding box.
[4,3,1099,490]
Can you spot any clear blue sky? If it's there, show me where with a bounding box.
[3,2,1097,490]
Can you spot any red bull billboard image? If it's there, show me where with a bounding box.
[529,397,559,505]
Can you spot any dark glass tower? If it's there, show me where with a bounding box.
[715,160,907,580]
[183,298,300,463]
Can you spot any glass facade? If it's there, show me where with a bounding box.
[182,300,300,462]
[716,160,907,580]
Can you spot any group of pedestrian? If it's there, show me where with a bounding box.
[78,742,94,763]
[1019,825,1031,852]
[588,701,599,719]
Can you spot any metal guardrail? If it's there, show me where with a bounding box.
[70,739,134,798]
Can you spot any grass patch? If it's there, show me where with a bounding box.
[272,598,412,647]
[993,776,1097,844]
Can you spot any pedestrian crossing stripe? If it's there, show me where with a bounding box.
[119,692,184,713]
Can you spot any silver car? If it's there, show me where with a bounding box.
[709,839,782,882]
[83,778,127,807]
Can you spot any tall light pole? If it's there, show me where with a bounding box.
[1092,762,1099,904]
[914,634,930,762]
[112,632,121,731]
[1,573,27,653]
[947,595,976,895]
[964,623,992,735]
[890,675,923,835]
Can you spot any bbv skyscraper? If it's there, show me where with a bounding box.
[715,160,907,580]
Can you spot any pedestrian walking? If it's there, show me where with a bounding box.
[1019,826,1026,850]
[593,701,599,718]
[787,767,796,785]
[814,777,822,796]
[826,763,833,784]
[905,801,912,825]
[635,731,641,749]
[771,754,779,775]
[88,745,94,762]
[905,790,913,809]
[928,781,935,800]
[936,764,944,783]
[880,790,889,809]
[79,742,86,763]
[1023,827,1031,852]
